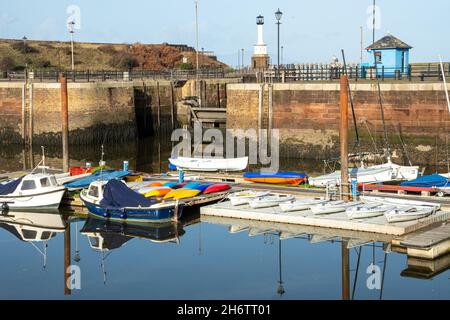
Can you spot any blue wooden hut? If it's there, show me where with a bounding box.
[364,34,412,77]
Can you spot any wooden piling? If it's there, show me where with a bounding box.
[340,76,350,200]
[341,240,350,300]
[64,222,71,295]
[156,81,161,134]
[60,73,69,173]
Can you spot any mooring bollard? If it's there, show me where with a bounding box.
[178,169,184,184]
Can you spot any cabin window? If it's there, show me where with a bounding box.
[22,229,37,240]
[88,186,99,198]
[40,178,50,188]
[89,236,100,248]
[41,231,53,240]
[21,180,36,191]
[50,176,58,186]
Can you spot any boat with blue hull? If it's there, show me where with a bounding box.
[80,179,183,223]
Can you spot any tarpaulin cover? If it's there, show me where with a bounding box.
[400,174,450,188]
[65,170,129,189]
[100,179,156,208]
[244,172,307,179]
[0,177,23,195]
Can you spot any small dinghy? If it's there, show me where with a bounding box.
[384,206,436,223]
[227,190,271,206]
[279,198,328,212]
[346,204,395,219]
[361,196,441,209]
[248,194,295,209]
[311,201,360,215]
[169,157,249,172]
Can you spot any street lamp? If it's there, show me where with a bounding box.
[68,20,75,71]
[275,8,283,81]
[22,36,28,70]
[241,48,244,70]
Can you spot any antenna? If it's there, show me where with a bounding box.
[41,146,46,174]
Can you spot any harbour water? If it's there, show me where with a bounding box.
[1,138,450,300]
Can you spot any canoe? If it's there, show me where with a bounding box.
[191,184,213,192]
[149,181,164,187]
[204,184,231,194]
[384,206,436,223]
[182,182,202,189]
[311,201,360,215]
[279,198,328,212]
[163,182,181,188]
[144,188,173,198]
[243,172,307,185]
[248,194,295,209]
[227,190,271,206]
[163,188,201,200]
[169,157,249,172]
[64,170,130,190]
[346,204,396,219]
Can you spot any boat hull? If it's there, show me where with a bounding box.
[0,188,66,210]
[169,157,248,172]
[279,200,327,212]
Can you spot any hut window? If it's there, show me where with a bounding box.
[21,180,36,190]
[375,51,382,63]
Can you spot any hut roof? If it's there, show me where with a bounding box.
[366,34,412,50]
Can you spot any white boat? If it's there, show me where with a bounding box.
[384,206,436,223]
[0,173,66,210]
[311,200,360,215]
[361,196,441,209]
[309,166,394,187]
[370,161,419,181]
[279,198,328,212]
[168,156,249,172]
[227,190,271,206]
[346,204,395,219]
[248,194,295,209]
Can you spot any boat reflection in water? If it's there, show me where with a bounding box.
[0,209,66,269]
[80,215,195,284]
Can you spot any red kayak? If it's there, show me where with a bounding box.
[204,183,231,194]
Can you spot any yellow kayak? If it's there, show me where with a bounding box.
[163,189,201,200]
[144,188,172,198]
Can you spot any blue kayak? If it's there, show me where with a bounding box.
[65,170,130,190]
[191,184,213,192]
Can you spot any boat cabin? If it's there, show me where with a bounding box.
[15,173,59,195]
[84,181,108,204]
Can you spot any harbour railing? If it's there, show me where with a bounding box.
[0,68,227,82]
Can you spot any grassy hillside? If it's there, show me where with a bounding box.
[0,38,228,72]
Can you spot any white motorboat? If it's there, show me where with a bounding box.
[0,173,66,211]
[227,190,271,206]
[308,166,394,187]
[346,203,396,219]
[248,194,295,209]
[384,206,436,223]
[311,200,360,215]
[361,196,441,209]
[279,198,328,212]
[168,156,249,172]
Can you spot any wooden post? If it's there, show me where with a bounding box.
[340,76,350,200]
[60,73,69,173]
[217,83,221,108]
[170,82,175,130]
[156,81,161,134]
[341,240,350,300]
[64,222,71,295]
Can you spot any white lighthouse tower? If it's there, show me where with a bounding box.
[252,15,270,69]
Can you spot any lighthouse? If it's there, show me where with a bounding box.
[251,15,270,70]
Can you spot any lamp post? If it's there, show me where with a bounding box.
[22,36,28,70]
[241,48,244,70]
[275,8,283,81]
[68,21,75,71]
[195,0,201,107]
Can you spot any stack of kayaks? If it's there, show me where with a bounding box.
[243,172,307,186]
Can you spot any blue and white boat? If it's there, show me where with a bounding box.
[80,179,183,223]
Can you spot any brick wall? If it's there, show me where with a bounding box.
[0,84,23,144]
[227,83,450,163]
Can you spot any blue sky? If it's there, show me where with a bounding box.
[0,0,449,66]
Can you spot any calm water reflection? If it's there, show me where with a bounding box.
[0,209,450,300]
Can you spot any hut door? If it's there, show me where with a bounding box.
[401,51,405,73]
